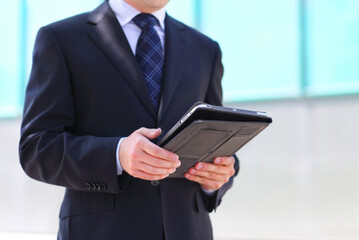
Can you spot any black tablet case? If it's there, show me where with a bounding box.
[158,103,272,178]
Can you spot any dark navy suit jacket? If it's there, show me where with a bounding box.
[19,1,239,239]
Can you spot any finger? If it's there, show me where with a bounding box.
[136,127,162,140]
[194,162,229,175]
[138,160,176,175]
[184,173,222,191]
[133,169,169,181]
[140,152,180,169]
[142,140,180,164]
[188,167,228,182]
[213,156,235,166]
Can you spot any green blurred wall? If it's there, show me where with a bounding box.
[1,0,359,117]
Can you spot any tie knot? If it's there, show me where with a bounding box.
[132,13,159,30]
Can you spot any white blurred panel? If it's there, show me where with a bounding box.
[211,97,359,239]
[0,119,64,232]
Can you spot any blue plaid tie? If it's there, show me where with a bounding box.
[133,13,164,114]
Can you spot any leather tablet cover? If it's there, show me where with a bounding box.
[158,102,272,147]
[163,120,270,178]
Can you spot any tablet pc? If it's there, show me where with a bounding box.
[158,102,272,178]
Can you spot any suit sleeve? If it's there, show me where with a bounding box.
[203,42,240,212]
[19,27,122,194]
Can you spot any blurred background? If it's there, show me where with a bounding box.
[1,0,359,239]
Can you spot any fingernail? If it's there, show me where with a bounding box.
[190,168,196,174]
[177,160,181,167]
[173,155,179,161]
[171,168,176,173]
[185,173,190,178]
[196,163,203,170]
[214,158,221,164]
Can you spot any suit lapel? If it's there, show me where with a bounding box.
[86,2,156,119]
[158,15,190,122]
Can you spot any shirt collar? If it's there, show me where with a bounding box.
[109,0,166,30]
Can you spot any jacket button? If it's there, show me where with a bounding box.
[90,183,97,191]
[85,182,91,191]
[150,180,160,186]
[100,183,107,191]
[95,183,101,191]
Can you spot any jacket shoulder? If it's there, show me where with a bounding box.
[44,2,110,33]
[44,12,89,33]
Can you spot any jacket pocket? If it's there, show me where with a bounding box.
[59,188,114,218]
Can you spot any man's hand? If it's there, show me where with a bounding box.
[119,127,181,180]
[184,156,235,191]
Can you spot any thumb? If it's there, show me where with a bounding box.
[136,127,162,140]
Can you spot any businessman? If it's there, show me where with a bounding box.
[19,0,239,239]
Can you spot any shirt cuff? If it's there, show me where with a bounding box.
[201,187,216,196]
[116,137,126,175]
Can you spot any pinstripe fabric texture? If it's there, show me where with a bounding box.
[133,13,164,114]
